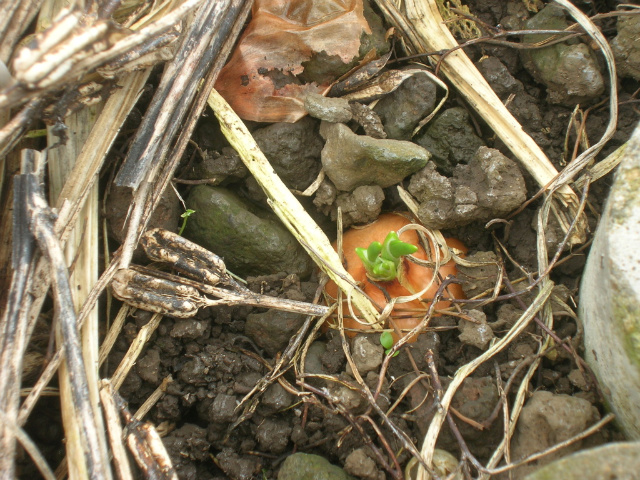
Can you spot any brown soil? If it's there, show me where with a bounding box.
[17,1,639,479]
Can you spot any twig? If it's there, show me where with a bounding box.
[426,350,485,474]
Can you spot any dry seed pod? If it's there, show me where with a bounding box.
[141,228,227,286]
[111,269,200,318]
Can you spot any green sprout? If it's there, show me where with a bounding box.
[178,209,196,236]
[380,331,399,357]
[355,231,418,282]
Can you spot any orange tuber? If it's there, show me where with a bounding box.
[324,213,466,342]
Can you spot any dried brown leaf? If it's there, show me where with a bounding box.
[215,0,372,122]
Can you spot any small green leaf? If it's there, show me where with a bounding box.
[181,208,196,219]
[380,331,394,350]
[371,259,397,281]
[178,209,196,235]
[366,241,382,262]
[388,239,418,258]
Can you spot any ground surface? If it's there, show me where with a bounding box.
[21,1,640,479]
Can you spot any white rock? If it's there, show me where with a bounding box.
[579,121,640,439]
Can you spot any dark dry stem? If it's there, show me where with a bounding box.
[139,0,252,257]
[120,264,331,317]
[0,169,36,479]
[116,0,250,268]
[25,174,109,480]
[18,258,121,425]
[0,97,47,159]
[99,379,134,480]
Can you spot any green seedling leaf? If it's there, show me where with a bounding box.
[388,239,418,258]
[380,330,394,350]
[178,209,196,236]
[372,258,396,281]
[366,241,383,262]
[357,230,419,282]
[381,330,399,357]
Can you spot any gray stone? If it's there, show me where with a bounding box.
[278,453,355,480]
[347,335,383,375]
[458,309,494,350]
[612,14,640,80]
[253,117,323,190]
[510,391,600,478]
[245,310,306,357]
[374,71,437,140]
[256,418,292,454]
[326,373,365,411]
[343,448,383,480]
[320,122,430,191]
[456,251,500,299]
[477,56,521,97]
[523,442,640,480]
[304,341,327,375]
[521,5,604,105]
[190,146,247,185]
[217,449,262,480]
[262,382,293,411]
[334,185,385,227]
[184,185,313,278]
[209,393,237,423]
[169,319,208,340]
[136,348,161,384]
[304,93,352,123]
[579,122,640,439]
[408,147,526,229]
[414,107,484,174]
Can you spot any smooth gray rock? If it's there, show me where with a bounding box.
[521,4,604,105]
[184,185,313,278]
[579,122,640,439]
[304,93,353,123]
[278,453,355,480]
[523,442,640,480]
[320,122,430,191]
